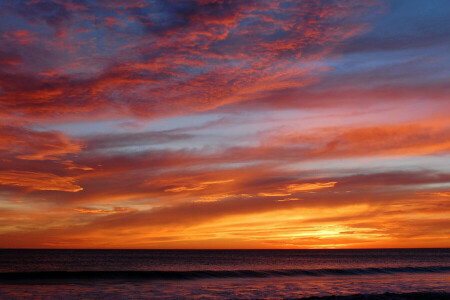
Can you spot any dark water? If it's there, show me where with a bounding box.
[0,249,449,299]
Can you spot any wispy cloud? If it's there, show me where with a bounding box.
[0,0,449,248]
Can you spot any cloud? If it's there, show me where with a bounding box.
[84,130,194,151]
[287,182,337,192]
[0,0,382,120]
[0,170,82,192]
[165,179,234,193]
[74,206,134,214]
[0,124,83,161]
[2,184,448,248]
[0,0,449,249]
[261,120,450,160]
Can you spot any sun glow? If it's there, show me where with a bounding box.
[0,0,449,249]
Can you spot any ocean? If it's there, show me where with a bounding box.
[0,249,448,299]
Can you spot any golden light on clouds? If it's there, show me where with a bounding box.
[0,0,449,249]
[0,171,82,192]
[287,182,337,192]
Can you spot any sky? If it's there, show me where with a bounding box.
[0,0,449,249]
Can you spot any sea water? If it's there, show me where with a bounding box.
[0,249,448,299]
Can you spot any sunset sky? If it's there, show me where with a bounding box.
[0,0,449,249]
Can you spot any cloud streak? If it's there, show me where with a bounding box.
[0,0,449,248]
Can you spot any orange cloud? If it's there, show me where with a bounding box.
[258,192,292,197]
[74,207,133,214]
[1,191,448,248]
[287,182,337,192]
[0,0,448,250]
[263,119,450,160]
[0,125,83,161]
[164,179,234,193]
[0,170,82,192]
[277,198,302,202]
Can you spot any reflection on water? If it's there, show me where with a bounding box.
[1,249,449,272]
[1,249,448,299]
[0,272,448,299]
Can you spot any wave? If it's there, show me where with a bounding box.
[301,292,450,300]
[1,266,449,282]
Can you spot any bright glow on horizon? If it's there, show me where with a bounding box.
[0,0,449,249]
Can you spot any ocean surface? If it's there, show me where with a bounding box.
[0,249,448,299]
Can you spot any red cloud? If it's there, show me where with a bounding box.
[1,0,449,249]
[0,124,83,161]
[0,1,382,120]
[0,170,82,192]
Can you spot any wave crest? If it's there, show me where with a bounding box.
[1,266,449,282]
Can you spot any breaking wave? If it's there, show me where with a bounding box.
[1,266,449,282]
